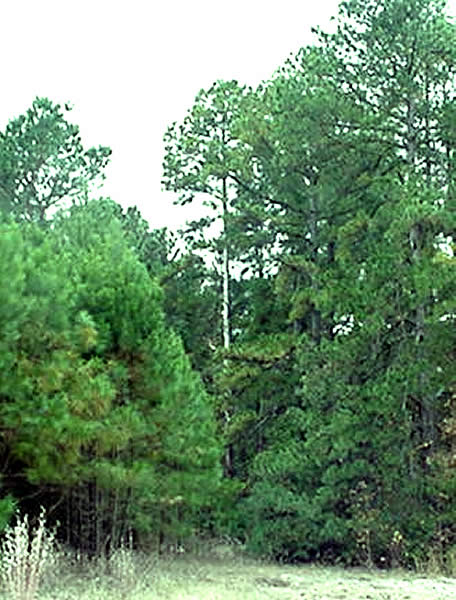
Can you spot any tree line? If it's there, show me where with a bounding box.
[0,0,455,568]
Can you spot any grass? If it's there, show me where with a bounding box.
[1,515,456,600]
[34,553,456,600]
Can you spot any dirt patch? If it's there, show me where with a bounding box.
[151,557,456,600]
[256,566,456,599]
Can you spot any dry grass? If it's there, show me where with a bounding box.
[0,508,57,600]
[21,549,456,600]
[130,555,456,600]
[1,529,456,600]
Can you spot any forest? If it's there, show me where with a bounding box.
[0,0,455,571]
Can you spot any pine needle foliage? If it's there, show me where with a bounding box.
[0,197,222,554]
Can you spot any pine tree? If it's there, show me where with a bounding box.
[227,0,456,564]
[0,198,222,553]
[0,97,111,223]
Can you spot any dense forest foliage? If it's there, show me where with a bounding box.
[0,0,455,569]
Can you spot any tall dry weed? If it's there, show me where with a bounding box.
[0,507,57,600]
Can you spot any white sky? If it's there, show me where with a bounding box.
[1,0,455,231]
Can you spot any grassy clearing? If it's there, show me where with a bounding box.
[0,513,455,600]
[2,546,456,600]
[26,553,456,600]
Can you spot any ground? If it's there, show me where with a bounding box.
[5,547,456,599]
[145,557,456,600]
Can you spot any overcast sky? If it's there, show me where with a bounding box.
[1,0,455,230]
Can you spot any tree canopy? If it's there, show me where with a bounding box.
[0,0,455,568]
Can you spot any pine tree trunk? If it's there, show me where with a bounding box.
[309,194,322,344]
[406,94,435,477]
[222,178,230,351]
[221,176,233,476]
